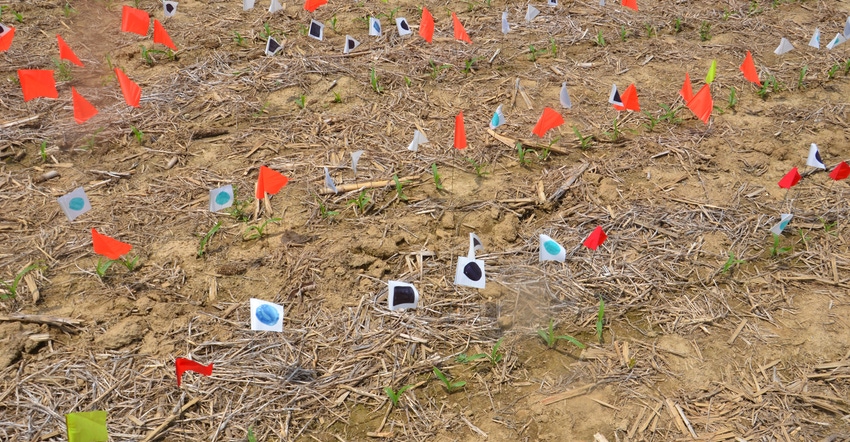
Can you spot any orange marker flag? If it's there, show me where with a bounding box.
[679,72,693,103]
[532,107,565,137]
[686,84,712,124]
[420,7,435,43]
[72,88,98,124]
[778,167,801,189]
[175,358,213,387]
[57,35,84,66]
[614,83,640,112]
[304,0,327,12]
[622,0,638,10]
[121,5,150,36]
[114,68,141,107]
[256,165,289,199]
[454,111,467,149]
[153,19,176,50]
[740,51,760,86]
[0,26,15,52]
[583,226,607,250]
[18,70,58,102]
[452,12,471,44]
[91,228,132,260]
[830,162,850,181]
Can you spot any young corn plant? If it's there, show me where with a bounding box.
[721,252,745,274]
[384,384,414,408]
[393,174,408,201]
[596,297,605,344]
[537,320,586,349]
[466,158,489,177]
[456,338,504,365]
[120,256,140,272]
[431,163,444,190]
[318,198,339,219]
[573,127,593,150]
[769,234,792,257]
[244,218,281,240]
[347,190,371,215]
[197,222,222,258]
[595,30,606,46]
[95,258,115,279]
[516,142,534,166]
[433,367,465,393]
[370,67,383,93]
[1,263,44,300]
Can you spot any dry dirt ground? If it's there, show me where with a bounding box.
[2,0,850,441]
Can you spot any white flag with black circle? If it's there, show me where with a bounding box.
[548,0,557,6]
[265,36,282,56]
[250,298,284,332]
[539,234,565,262]
[807,143,825,169]
[57,187,92,221]
[455,256,485,288]
[344,35,360,54]
[163,1,178,17]
[308,19,324,41]
[469,232,483,256]
[209,184,234,212]
[387,280,420,310]
[608,84,622,106]
[396,17,411,36]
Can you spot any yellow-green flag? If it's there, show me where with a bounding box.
[66,410,108,442]
[705,59,717,84]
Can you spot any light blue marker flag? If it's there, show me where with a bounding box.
[209,185,234,212]
[539,234,566,262]
[489,104,504,130]
[57,187,92,222]
[770,214,793,236]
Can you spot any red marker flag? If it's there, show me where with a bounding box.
[57,35,83,66]
[175,358,213,387]
[778,167,801,189]
[583,226,607,250]
[420,7,435,43]
[153,20,177,50]
[304,0,327,12]
[0,26,15,52]
[740,51,761,86]
[452,12,471,44]
[121,5,150,36]
[256,165,289,199]
[72,88,98,124]
[114,68,141,107]
[829,161,850,181]
[622,0,638,11]
[686,84,713,124]
[679,72,693,103]
[532,107,565,137]
[18,70,58,102]
[454,111,467,149]
[613,83,640,112]
[91,229,132,260]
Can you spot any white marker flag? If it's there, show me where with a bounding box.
[268,0,282,13]
[560,82,572,109]
[351,150,364,174]
[243,0,254,11]
[827,33,846,50]
[163,1,178,17]
[525,5,540,22]
[209,185,234,212]
[770,213,793,236]
[539,234,565,262]
[324,167,338,193]
[396,17,412,36]
[548,0,557,6]
[845,16,850,38]
[455,256,485,288]
[387,280,420,310]
[308,19,324,41]
[809,28,820,48]
[265,36,282,56]
[489,104,505,129]
[344,35,360,54]
[250,298,283,332]
[369,17,381,36]
[774,37,794,55]
[469,232,484,257]
[608,84,622,106]
[57,187,92,221]
[407,129,428,151]
[501,11,509,34]
[807,143,825,169]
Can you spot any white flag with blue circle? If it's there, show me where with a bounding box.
[250,298,283,332]
[539,234,566,262]
[209,185,234,212]
[57,187,91,221]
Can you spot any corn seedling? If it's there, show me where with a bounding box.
[433,367,465,393]
[699,21,711,41]
[404,76,411,87]
[39,141,48,162]
[797,65,808,90]
[618,26,627,42]
[295,95,306,109]
[828,64,840,79]
[548,38,558,57]
[537,319,586,349]
[820,217,837,235]
[247,427,257,442]
[329,15,338,32]
[95,258,114,279]
[748,0,761,15]
[595,30,606,46]
[120,256,140,272]
[466,157,490,177]
[233,31,246,46]
[603,117,622,141]
[727,87,738,108]
[259,22,273,39]
[428,60,452,80]
[63,2,76,16]
[53,58,72,82]
[140,45,155,65]
[596,297,605,344]
[457,338,504,365]
[1,263,44,300]
[244,218,281,240]
[197,222,222,258]
[383,384,414,407]
[462,57,481,74]
[573,127,593,150]
[645,23,656,37]
[130,126,144,144]
[431,164,444,190]
[318,198,339,219]
[527,45,539,62]
[721,252,745,274]
[393,174,408,201]
[347,190,371,214]
[370,67,383,93]
[516,142,534,166]
[12,10,22,23]
[673,17,682,33]
[769,234,792,257]
[332,91,342,103]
